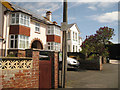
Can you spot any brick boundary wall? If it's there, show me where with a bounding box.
[0,49,59,89]
[79,56,103,70]
[0,50,40,89]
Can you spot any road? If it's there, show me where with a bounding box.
[59,63,118,88]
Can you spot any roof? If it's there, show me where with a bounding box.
[0,1,56,25]
[68,23,80,33]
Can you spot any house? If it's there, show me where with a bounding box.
[67,23,82,52]
[0,1,61,57]
[0,1,82,57]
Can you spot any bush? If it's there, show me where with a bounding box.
[7,54,15,57]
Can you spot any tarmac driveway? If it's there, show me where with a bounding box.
[59,63,118,88]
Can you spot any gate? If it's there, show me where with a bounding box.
[39,51,52,89]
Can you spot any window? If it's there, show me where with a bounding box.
[47,26,60,36]
[11,13,30,27]
[73,32,74,40]
[35,23,40,33]
[47,42,60,51]
[68,31,70,39]
[75,33,77,41]
[68,45,70,52]
[10,35,29,49]
[76,46,77,52]
[73,45,75,52]
[10,35,18,48]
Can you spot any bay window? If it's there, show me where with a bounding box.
[47,42,60,51]
[10,35,29,49]
[47,26,60,36]
[11,13,30,27]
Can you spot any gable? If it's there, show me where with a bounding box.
[69,24,80,33]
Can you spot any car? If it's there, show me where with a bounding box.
[59,57,79,69]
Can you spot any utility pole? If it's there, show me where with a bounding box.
[61,0,68,88]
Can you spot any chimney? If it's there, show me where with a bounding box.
[53,21,57,25]
[46,11,52,21]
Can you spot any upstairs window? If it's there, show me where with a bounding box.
[47,26,60,36]
[11,13,30,27]
[35,23,40,33]
[68,31,70,39]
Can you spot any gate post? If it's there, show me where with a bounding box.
[50,51,59,89]
[26,49,40,88]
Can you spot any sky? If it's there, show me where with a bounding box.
[11,1,119,44]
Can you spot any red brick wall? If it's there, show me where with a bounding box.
[0,50,40,89]
[8,49,26,57]
[9,25,30,36]
[1,50,59,89]
[47,35,61,43]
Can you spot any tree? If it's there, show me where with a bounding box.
[81,26,114,58]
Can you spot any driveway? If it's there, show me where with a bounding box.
[59,63,118,88]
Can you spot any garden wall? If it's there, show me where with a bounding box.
[79,56,102,70]
[0,49,59,89]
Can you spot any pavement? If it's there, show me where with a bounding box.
[59,61,119,88]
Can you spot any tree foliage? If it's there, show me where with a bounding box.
[81,26,115,57]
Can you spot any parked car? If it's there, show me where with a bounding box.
[59,57,79,69]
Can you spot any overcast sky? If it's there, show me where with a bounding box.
[12,1,119,44]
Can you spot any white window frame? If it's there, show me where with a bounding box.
[11,13,30,27]
[47,25,60,36]
[47,42,60,51]
[9,35,18,49]
[35,23,40,33]
[9,35,29,49]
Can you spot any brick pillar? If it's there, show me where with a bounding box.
[31,49,40,88]
[54,52,58,88]
[99,56,103,71]
[50,51,59,89]
[26,49,40,88]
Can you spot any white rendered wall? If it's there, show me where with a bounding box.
[29,21,47,50]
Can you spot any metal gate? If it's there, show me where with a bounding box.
[39,51,52,89]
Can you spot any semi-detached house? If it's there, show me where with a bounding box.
[0,1,82,57]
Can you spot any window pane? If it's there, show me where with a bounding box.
[24,20,26,25]
[48,43,50,45]
[16,13,19,18]
[24,15,26,19]
[48,30,50,34]
[15,40,18,48]
[21,14,23,18]
[15,35,18,39]
[51,42,53,45]
[12,14,15,17]
[48,46,50,50]
[26,41,29,48]
[10,40,14,48]
[51,46,53,50]
[23,41,25,48]
[19,40,22,48]
[27,16,29,19]
[16,18,19,23]
[12,18,15,24]
[23,36,25,39]
[20,18,23,24]
[11,35,14,39]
